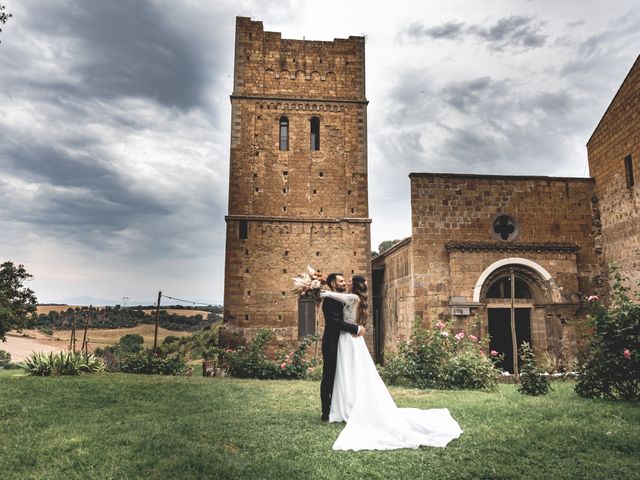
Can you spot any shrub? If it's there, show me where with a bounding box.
[575,265,640,400]
[224,329,279,379]
[38,327,53,336]
[378,318,500,391]
[24,351,105,376]
[276,333,320,379]
[224,330,321,380]
[119,333,144,353]
[0,349,11,367]
[517,342,552,396]
[119,349,188,375]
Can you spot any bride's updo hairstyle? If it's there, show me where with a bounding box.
[351,275,368,327]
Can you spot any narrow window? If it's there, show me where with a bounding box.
[279,116,289,150]
[624,154,634,188]
[298,297,316,340]
[239,220,248,240]
[310,116,320,150]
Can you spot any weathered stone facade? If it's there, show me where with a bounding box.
[587,54,640,288]
[373,174,600,370]
[222,18,372,347]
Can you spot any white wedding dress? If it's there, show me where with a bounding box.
[321,291,463,451]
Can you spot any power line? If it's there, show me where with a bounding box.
[160,294,219,307]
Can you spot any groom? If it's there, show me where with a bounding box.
[320,273,365,421]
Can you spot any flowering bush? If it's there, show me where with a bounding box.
[575,265,639,400]
[378,318,500,391]
[277,333,320,379]
[517,342,552,396]
[224,329,321,380]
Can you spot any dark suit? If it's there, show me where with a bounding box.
[320,295,359,418]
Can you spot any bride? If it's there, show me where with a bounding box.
[320,275,463,451]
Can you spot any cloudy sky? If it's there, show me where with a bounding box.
[0,0,638,304]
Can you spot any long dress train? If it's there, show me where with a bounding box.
[320,290,463,451]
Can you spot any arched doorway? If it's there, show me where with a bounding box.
[478,262,554,376]
[485,274,533,374]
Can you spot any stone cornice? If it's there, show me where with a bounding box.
[230,94,368,105]
[445,242,580,253]
[225,215,372,224]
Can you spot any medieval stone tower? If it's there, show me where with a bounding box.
[222,17,372,347]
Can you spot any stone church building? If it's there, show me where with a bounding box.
[222,17,639,369]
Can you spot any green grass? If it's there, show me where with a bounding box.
[1,371,639,480]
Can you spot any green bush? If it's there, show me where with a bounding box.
[575,264,639,400]
[224,329,279,379]
[224,329,320,380]
[119,333,144,353]
[517,342,551,396]
[378,318,500,391]
[24,351,105,376]
[119,349,187,375]
[0,349,11,367]
[276,333,320,379]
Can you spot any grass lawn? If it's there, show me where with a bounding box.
[1,371,639,480]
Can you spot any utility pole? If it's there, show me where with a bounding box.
[153,291,161,354]
[81,306,91,356]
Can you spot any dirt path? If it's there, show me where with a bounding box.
[1,332,68,362]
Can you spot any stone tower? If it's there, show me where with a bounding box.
[222,17,372,348]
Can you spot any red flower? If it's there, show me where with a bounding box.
[623,349,632,360]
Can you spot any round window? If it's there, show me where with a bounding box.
[492,215,518,241]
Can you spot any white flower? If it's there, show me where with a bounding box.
[307,265,316,277]
[310,279,321,289]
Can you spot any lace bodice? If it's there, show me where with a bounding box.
[320,291,359,324]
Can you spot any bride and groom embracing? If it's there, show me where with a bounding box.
[317,272,463,451]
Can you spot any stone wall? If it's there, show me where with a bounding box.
[587,55,640,289]
[409,173,599,325]
[223,17,372,349]
[372,238,414,355]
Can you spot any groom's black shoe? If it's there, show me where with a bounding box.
[321,414,329,422]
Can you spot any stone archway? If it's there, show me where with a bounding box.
[475,259,555,375]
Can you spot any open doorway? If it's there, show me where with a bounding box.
[488,308,531,373]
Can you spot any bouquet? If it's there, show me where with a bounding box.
[292,265,325,302]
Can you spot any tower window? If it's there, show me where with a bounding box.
[310,116,320,151]
[239,220,248,240]
[279,116,289,150]
[625,154,634,188]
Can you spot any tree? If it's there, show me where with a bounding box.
[372,239,403,258]
[0,262,38,341]
[0,4,12,44]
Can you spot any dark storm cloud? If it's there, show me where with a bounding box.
[0,137,174,229]
[21,0,214,111]
[402,15,547,50]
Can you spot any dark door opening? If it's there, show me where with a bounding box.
[488,308,531,373]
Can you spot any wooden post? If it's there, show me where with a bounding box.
[153,291,162,354]
[81,306,90,357]
[510,270,519,381]
[70,310,77,353]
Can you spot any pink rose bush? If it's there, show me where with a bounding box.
[379,318,501,391]
[576,264,639,400]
